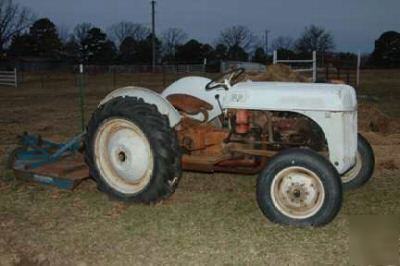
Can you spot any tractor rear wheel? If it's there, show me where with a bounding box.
[341,134,375,190]
[84,96,181,203]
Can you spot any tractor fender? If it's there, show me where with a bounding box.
[99,86,181,127]
[296,110,358,175]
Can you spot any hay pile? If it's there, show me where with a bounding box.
[357,104,400,170]
[246,64,310,82]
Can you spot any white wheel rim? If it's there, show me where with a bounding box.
[342,152,362,183]
[270,166,325,219]
[94,118,154,194]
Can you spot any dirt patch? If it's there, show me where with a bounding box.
[13,253,50,266]
[357,103,400,171]
[358,103,400,134]
[379,159,399,170]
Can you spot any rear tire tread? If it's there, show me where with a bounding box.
[84,96,181,203]
[342,134,375,190]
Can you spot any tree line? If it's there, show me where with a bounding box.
[5,18,337,65]
[0,0,398,67]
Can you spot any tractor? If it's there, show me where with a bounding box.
[84,68,374,227]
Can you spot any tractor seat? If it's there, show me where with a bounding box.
[166,94,213,115]
[166,94,213,122]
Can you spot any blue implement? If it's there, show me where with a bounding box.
[10,132,89,190]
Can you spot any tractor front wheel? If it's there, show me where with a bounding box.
[256,148,342,227]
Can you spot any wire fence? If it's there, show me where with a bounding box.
[1,56,364,90]
[13,69,220,95]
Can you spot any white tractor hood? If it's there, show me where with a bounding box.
[224,81,357,112]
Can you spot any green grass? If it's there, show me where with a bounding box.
[1,170,399,265]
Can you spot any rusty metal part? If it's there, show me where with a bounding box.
[214,157,268,174]
[217,158,258,167]
[178,120,228,154]
[177,109,270,174]
[262,113,327,151]
[176,108,328,175]
[266,111,274,143]
[182,152,268,175]
[182,154,232,172]
[235,110,250,134]
[167,94,213,122]
[228,145,277,157]
[166,94,213,114]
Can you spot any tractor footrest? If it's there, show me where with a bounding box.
[13,154,89,190]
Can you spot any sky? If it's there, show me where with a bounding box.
[15,0,400,53]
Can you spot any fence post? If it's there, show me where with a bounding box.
[325,65,329,81]
[273,50,277,64]
[113,68,116,89]
[78,64,86,133]
[14,68,17,88]
[312,51,317,82]
[162,64,166,88]
[41,73,45,89]
[20,69,24,85]
[356,51,361,87]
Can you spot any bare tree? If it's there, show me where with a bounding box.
[72,23,93,44]
[271,36,294,51]
[130,24,150,42]
[162,28,187,56]
[217,25,256,50]
[108,21,150,44]
[295,25,335,54]
[57,24,70,44]
[0,0,35,51]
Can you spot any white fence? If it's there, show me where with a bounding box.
[273,51,317,82]
[0,69,17,87]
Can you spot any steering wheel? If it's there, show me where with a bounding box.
[205,68,245,91]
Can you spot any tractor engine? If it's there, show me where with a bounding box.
[176,109,325,174]
[178,120,228,155]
